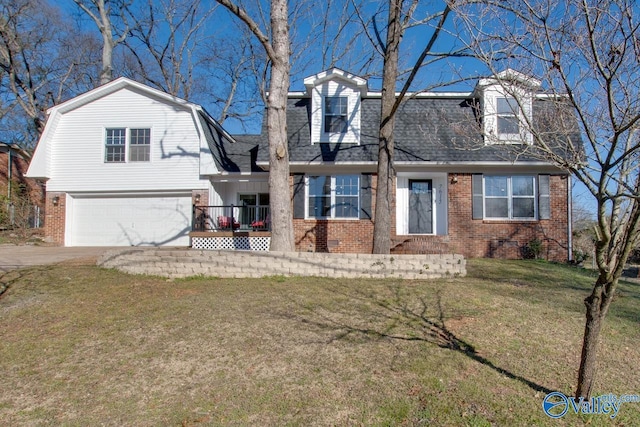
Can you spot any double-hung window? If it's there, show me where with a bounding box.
[496,96,520,138]
[308,175,359,218]
[129,128,151,162]
[484,175,535,219]
[105,128,126,162]
[324,96,348,133]
[105,128,151,163]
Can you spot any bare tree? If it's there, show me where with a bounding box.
[216,0,294,252]
[288,0,376,79]
[455,0,640,398]
[73,0,130,85]
[0,0,97,146]
[371,1,458,253]
[122,0,215,99]
[204,32,267,127]
[373,0,403,254]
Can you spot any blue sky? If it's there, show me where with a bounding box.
[57,0,599,217]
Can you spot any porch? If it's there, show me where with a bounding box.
[190,204,271,251]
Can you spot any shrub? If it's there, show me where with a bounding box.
[523,238,543,260]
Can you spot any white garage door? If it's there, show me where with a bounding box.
[68,194,192,246]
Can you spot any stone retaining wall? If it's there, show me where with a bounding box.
[98,248,466,280]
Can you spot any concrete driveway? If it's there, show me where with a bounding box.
[0,245,113,272]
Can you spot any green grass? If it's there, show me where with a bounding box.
[0,259,638,426]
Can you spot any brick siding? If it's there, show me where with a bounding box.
[293,172,570,261]
[0,152,44,210]
[294,219,375,253]
[192,190,209,207]
[443,173,569,261]
[44,192,66,245]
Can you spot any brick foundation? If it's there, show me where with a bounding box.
[294,219,375,253]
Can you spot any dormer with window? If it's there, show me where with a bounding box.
[476,69,540,144]
[304,68,367,144]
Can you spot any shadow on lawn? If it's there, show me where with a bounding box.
[0,266,48,300]
[289,283,556,396]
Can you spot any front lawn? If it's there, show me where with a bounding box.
[0,259,638,426]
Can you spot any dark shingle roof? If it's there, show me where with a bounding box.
[233,94,581,169]
[199,111,266,173]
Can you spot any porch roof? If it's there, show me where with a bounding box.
[206,126,267,173]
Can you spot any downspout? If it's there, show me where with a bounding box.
[7,149,11,200]
[567,174,573,261]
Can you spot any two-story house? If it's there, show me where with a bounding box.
[27,69,575,261]
[255,68,574,260]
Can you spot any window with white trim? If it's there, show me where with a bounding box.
[324,96,348,133]
[105,128,126,162]
[307,175,359,218]
[482,89,533,145]
[484,175,536,219]
[104,127,151,163]
[129,128,151,162]
[496,97,520,137]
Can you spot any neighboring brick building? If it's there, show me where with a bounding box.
[0,143,44,229]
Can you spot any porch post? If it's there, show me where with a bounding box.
[231,204,235,234]
[192,203,196,231]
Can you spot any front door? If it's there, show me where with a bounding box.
[409,180,433,234]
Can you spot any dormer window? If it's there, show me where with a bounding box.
[476,69,540,145]
[324,97,348,133]
[303,68,367,144]
[496,97,520,136]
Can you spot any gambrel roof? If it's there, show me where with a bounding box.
[28,77,233,179]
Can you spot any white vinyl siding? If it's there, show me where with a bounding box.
[310,80,361,144]
[209,180,269,206]
[44,87,206,192]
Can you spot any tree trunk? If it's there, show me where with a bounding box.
[266,0,294,252]
[99,0,113,85]
[372,0,402,254]
[575,278,609,398]
[100,34,114,85]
